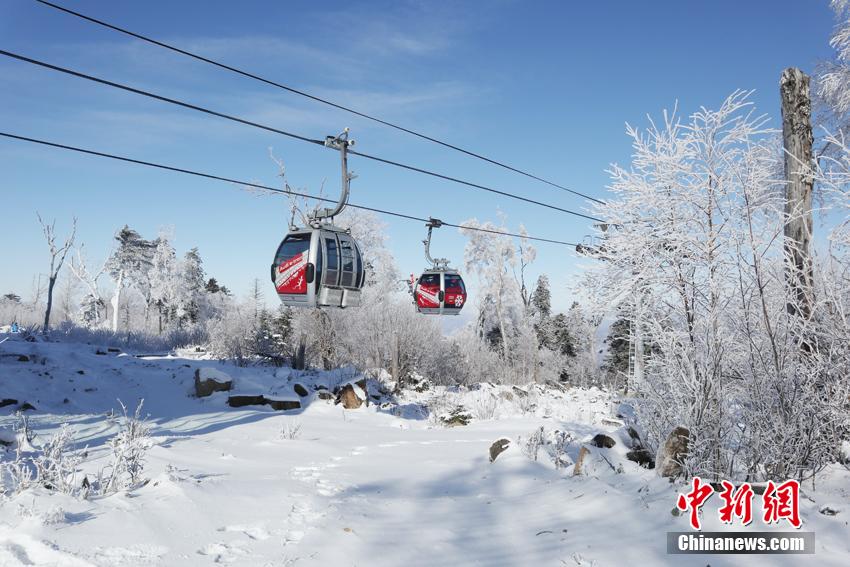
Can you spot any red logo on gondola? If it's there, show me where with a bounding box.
[276,251,308,294]
[416,282,440,308]
[444,282,465,309]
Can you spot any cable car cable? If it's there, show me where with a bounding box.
[0,49,603,223]
[33,0,605,205]
[0,131,578,247]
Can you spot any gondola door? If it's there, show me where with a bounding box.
[273,232,313,307]
[442,272,466,315]
[415,272,442,314]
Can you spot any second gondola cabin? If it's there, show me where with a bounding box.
[410,217,467,316]
[412,269,466,315]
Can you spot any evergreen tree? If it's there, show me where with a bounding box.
[205,278,222,294]
[530,274,551,318]
[106,225,156,332]
[79,293,106,328]
[550,313,577,358]
[602,317,631,378]
[149,236,177,333]
[176,247,206,325]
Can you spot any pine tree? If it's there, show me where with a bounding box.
[106,225,155,332]
[149,236,177,334]
[603,317,631,378]
[550,313,577,358]
[530,274,551,318]
[176,247,206,325]
[79,293,106,328]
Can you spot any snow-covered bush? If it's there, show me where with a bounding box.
[1,421,82,497]
[546,430,575,470]
[582,92,850,481]
[469,390,498,421]
[102,400,152,492]
[32,424,81,493]
[280,419,302,440]
[518,426,545,462]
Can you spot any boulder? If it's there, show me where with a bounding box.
[194,368,233,397]
[337,384,363,409]
[19,402,36,412]
[0,399,18,408]
[626,448,655,469]
[489,438,511,463]
[511,386,528,398]
[266,397,301,411]
[317,391,334,401]
[656,426,689,478]
[293,383,310,397]
[17,355,30,362]
[227,394,266,408]
[590,433,616,449]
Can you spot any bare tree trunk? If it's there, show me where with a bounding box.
[43,275,57,332]
[37,214,76,335]
[780,67,814,322]
[111,270,124,332]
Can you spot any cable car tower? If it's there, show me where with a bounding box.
[271,129,366,308]
[409,218,467,315]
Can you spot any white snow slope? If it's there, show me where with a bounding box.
[0,336,848,566]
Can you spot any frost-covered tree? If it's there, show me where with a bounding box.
[174,247,206,326]
[37,213,76,334]
[817,1,850,142]
[460,218,528,360]
[69,246,108,328]
[106,226,155,332]
[582,92,848,481]
[148,235,177,334]
[530,274,551,318]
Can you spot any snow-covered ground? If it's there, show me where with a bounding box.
[1,336,847,566]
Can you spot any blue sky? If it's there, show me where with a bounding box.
[0,0,837,314]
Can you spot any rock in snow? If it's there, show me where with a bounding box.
[265,396,301,411]
[590,433,616,449]
[227,394,301,411]
[227,394,266,408]
[489,438,511,462]
[337,384,363,409]
[194,367,233,397]
[656,426,689,478]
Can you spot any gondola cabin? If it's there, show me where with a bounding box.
[413,269,467,315]
[271,227,365,308]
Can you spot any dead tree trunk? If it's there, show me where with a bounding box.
[37,214,76,334]
[780,68,814,323]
